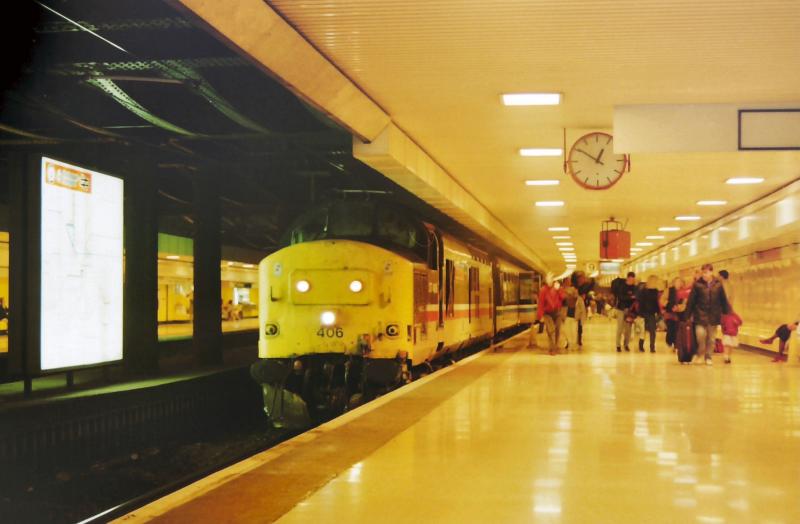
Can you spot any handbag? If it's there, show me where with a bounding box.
[714,338,724,353]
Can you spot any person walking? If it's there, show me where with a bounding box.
[664,277,687,350]
[612,272,637,352]
[563,277,579,350]
[720,310,743,364]
[637,276,661,353]
[533,274,565,355]
[685,263,731,366]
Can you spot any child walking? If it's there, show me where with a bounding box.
[720,311,742,364]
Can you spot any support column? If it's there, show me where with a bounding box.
[7,152,27,378]
[193,169,222,366]
[123,161,159,373]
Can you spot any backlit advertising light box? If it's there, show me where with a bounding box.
[40,157,124,371]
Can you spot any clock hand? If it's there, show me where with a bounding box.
[576,148,599,163]
[596,148,605,165]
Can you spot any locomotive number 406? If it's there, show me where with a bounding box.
[317,327,344,338]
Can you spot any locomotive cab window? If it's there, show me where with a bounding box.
[285,200,429,262]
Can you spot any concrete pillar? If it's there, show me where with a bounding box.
[192,169,222,366]
[123,162,159,373]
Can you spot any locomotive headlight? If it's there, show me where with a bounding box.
[296,280,311,293]
[349,279,363,293]
[321,311,336,326]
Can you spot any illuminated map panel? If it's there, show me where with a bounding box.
[41,157,123,371]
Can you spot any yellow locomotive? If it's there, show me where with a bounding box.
[250,198,537,428]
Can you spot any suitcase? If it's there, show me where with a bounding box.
[676,320,695,363]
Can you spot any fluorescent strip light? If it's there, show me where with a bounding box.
[548,227,569,231]
[552,235,571,239]
[502,93,561,106]
[675,215,701,221]
[636,242,654,247]
[658,227,680,232]
[559,248,575,252]
[535,201,564,207]
[243,264,255,268]
[555,242,573,246]
[525,179,560,186]
[630,248,643,252]
[697,200,727,206]
[726,177,764,185]
[520,148,562,157]
[645,235,665,240]
[166,255,180,260]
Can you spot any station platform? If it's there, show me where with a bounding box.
[118,318,800,523]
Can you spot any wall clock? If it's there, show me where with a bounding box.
[566,132,629,190]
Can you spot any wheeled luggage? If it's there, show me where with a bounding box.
[676,320,695,363]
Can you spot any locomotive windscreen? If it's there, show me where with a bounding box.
[285,200,428,261]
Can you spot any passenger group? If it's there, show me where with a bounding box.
[531,264,797,364]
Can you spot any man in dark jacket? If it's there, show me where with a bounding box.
[612,272,637,352]
[685,263,731,365]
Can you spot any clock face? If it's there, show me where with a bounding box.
[567,132,628,190]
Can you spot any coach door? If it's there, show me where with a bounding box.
[468,267,480,322]
[413,270,428,342]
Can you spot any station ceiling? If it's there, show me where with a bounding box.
[2,0,521,262]
[265,0,800,272]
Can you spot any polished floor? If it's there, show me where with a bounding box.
[125,318,800,523]
[278,319,800,524]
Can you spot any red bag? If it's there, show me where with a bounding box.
[714,338,724,353]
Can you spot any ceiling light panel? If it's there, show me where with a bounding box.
[525,179,560,186]
[548,227,569,231]
[535,201,564,207]
[726,177,764,185]
[502,93,561,106]
[520,148,562,157]
[697,200,727,206]
[675,215,701,221]
[658,227,680,232]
